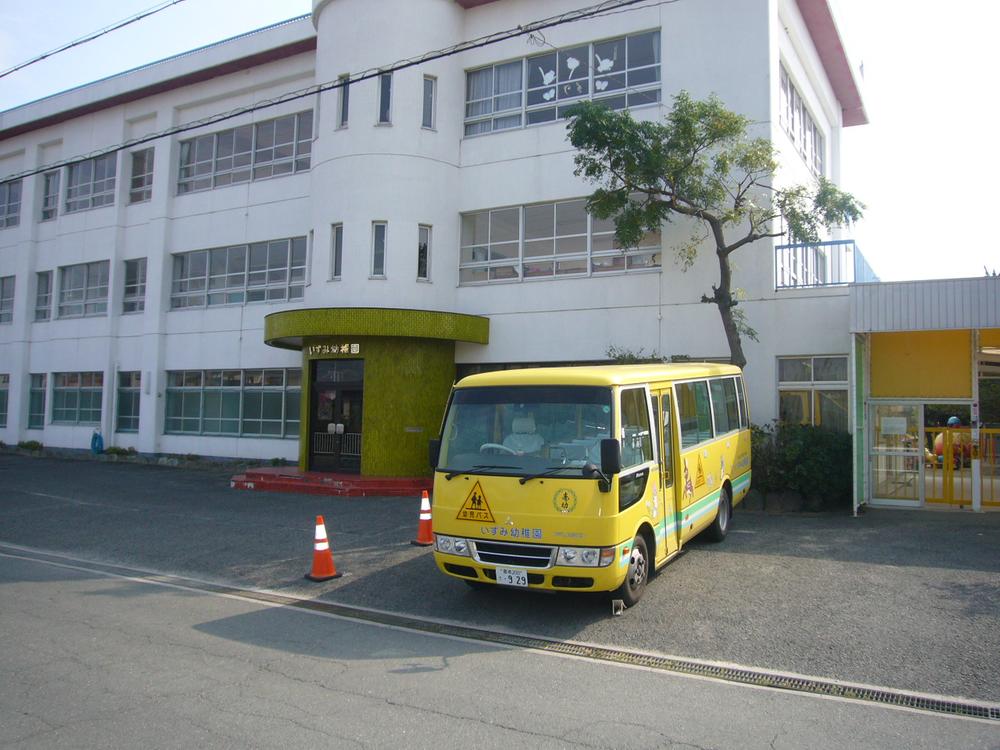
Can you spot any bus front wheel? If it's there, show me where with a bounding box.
[614,535,649,607]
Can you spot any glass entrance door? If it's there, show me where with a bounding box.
[870,403,922,506]
[310,359,364,473]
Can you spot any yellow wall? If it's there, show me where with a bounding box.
[981,329,1000,348]
[870,330,972,398]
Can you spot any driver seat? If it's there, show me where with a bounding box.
[503,415,545,454]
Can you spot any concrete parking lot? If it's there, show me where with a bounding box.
[2,452,998,704]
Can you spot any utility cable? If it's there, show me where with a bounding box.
[0,0,190,81]
[2,0,663,183]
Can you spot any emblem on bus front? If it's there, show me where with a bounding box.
[553,488,578,514]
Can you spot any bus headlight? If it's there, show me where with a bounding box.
[435,534,470,556]
[556,546,615,567]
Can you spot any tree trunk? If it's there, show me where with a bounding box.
[709,221,747,369]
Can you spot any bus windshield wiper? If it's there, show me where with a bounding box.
[444,464,516,480]
[519,466,572,485]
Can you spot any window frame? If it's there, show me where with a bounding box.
[34,271,52,321]
[377,72,393,125]
[331,223,344,279]
[176,111,313,195]
[337,75,350,128]
[0,275,14,324]
[459,199,661,285]
[417,224,431,281]
[777,355,849,431]
[164,368,301,438]
[1,179,22,228]
[128,148,155,204]
[28,373,47,429]
[464,29,661,137]
[0,373,8,428]
[123,258,147,313]
[40,171,60,221]
[371,221,387,278]
[58,260,110,318]
[422,75,437,129]
[170,236,307,310]
[116,371,141,432]
[778,64,826,177]
[65,154,116,213]
[51,371,104,425]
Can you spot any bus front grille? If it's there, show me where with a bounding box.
[473,540,555,568]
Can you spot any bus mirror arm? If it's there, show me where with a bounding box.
[582,462,611,493]
[582,438,622,493]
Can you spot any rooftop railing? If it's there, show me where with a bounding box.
[774,239,878,290]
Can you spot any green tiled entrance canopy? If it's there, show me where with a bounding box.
[265,307,489,349]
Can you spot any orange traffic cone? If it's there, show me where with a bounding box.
[411,490,434,546]
[305,515,341,581]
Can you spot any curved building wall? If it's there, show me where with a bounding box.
[308,0,465,311]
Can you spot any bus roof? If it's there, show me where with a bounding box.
[454,362,742,389]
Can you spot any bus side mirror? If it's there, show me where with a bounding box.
[428,439,441,469]
[600,438,622,476]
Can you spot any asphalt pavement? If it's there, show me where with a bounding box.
[1,452,998,705]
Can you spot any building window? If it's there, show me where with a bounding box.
[338,75,350,127]
[459,199,660,284]
[123,258,147,313]
[0,276,13,323]
[1,179,22,228]
[778,65,825,176]
[371,222,387,277]
[28,374,47,428]
[0,374,8,427]
[41,172,60,221]
[164,368,301,437]
[58,261,109,318]
[464,30,661,136]
[65,154,116,212]
[52,371,104,425]
[417,225,431,281]
[778,355,848,430]
[177,111,313,194]
[422,76,436,129]
[35,271,52,321]
[377,72,392,124]
[116,371,141,432]
[331,224,344,278]
[129,148,154,203]
[170,236,307,309]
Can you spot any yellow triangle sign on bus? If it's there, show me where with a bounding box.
[456,481,495,522]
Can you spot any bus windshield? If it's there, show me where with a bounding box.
[437,385,613,477]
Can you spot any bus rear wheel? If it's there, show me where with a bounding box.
[614,535,649,607]
[704,486,732,542]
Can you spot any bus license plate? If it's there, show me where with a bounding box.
[495,567,528,587]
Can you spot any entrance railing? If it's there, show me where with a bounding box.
[923,427,1000,509]
[311,432,362,457]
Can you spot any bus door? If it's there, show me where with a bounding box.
[652,391,681,559]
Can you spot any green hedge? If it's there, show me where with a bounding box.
[751,422,852,511]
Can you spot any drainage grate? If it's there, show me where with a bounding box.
[4,545,998,723]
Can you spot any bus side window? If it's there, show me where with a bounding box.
[620,388,653,468]
[736,376,749,428]
[676,380,714,448]
[661,391,674,487]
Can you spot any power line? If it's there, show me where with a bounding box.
[2,0,661,184]
[0,0,190,81]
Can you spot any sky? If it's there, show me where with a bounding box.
[1,0,997,282]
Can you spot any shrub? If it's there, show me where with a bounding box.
[18,440,44,452]
[104,446,132,457]
[750,422,852,511]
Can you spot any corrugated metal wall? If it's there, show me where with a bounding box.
[851,277,1000,333]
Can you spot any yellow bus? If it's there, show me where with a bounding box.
[429,363,752,606]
